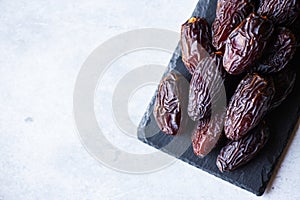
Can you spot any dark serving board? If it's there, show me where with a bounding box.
[137,0,300,196]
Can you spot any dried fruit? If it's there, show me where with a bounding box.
[188,53,226,121]
[258,0,300,26]
[224,73,275,140]
[181,17,214,74]
[216,121,270,172]
[192,110,225,157]
[212,0,255,51]
[153,71,189,135]
[254,28,296,73]
[270,68,296,109]
[223,13,274,75]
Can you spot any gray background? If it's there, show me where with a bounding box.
[1,0,299,199]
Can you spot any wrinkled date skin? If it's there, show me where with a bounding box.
[258,0,300,26]
[192,110,225,157]
[181,17,214,74]
[254,28,296,73]
[270,68,296,109]
[153,71,189,135]
[212,0,255,51]
[188,53,226,121]
[223,13,274,75]
[224,73,275,140]
[216,121,270,172]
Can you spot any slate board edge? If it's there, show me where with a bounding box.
[263,114,300,194]
[138,106,300,196]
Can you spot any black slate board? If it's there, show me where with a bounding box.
[137,0,300,196]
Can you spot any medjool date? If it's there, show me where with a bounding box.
[181,17,214,74]
[254,28,296,73]
[224,73,275,140]
[212,0,255,51]
[223,13,274,75]
[188,53,226,121]
[217,121,270,172]
[153,71,189,135]
[270,68,296,109]
[192,110,225,157]
[258,0,300,26]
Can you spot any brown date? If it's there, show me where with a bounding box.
[188,53,226,121]
[258,0,300,26]
[212,0,255,51]
[192,110,225,157]
[224,73,275,140]
[223,13,274,75]
[216,121,270,172]
[181,17,214,74]
[254,28,296,73]
[270,68,296,110]
[153,71,189,135]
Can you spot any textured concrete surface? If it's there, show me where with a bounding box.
[0,0,299,199]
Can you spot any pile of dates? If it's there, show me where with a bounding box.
[153,0,299,172]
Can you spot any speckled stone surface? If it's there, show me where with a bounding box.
[0,0,300,199]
